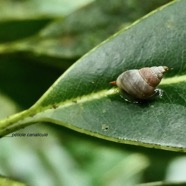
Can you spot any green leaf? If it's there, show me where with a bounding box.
[0,124,148,186]
[0,0,92,21]
[0,176,26,186]
[0,0,93,43]
[0,0,171,61]
[0,92,19,119]
[138,181,186,186]
[0,0,186,152]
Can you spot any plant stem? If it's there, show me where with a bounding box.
[0,108,36,137]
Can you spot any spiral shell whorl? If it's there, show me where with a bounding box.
[116,66,168,100]
[139,66,167,87]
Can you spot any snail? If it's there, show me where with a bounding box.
[110,66,169,100]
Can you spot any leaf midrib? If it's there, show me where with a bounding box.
[34,74,186,111]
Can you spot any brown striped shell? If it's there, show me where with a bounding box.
[114,66,168,100]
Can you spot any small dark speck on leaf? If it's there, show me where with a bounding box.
[102,124,109,131]
[29,113,36,117]
[52,104,58,109]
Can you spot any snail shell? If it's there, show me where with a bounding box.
[112,66,168,100]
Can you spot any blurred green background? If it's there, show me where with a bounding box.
[0,0,186,186]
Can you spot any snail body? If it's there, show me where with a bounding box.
[111,66,168,100]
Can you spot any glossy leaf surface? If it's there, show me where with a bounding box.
[0,0,186,152]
